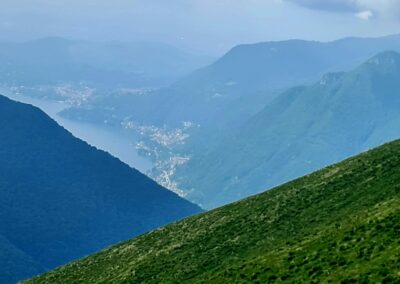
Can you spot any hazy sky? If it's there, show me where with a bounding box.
[1,0,400,55]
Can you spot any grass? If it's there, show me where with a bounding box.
[26,140,400,283]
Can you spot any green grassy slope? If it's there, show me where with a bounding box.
[27,140,400,283]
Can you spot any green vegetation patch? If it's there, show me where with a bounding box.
[27,140,400,283]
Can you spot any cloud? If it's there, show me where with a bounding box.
[285,0,400,19]
[359,0,400,19]
[355,10,373,20]
[284,0,359,12]
[0,0,399,54]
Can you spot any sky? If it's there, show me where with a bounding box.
[1,0,400,55]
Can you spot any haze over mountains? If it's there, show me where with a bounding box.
[63,34,400,128]
[0,95,201,283]
[0,37,213,89]
[3,33,400,283]
[3,0,400,282]
[58,34,400,208]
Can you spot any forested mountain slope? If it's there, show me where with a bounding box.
[0,95,202,283]
[179,51,400,208]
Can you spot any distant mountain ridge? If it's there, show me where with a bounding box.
[59,35,400,208]
[160,34,400,126]
[177,51,400,208]
[0,37,213,88]
[85,34,400,127]
[0,95,202,283]
[26,139,400,283]
[61,34,400,130]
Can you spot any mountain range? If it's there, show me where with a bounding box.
[0,37,213,89]
[62,34,400,129]
[26,139,400,283]
[57,35,400,208]
[0,95,202,283]
[179,51,400,208]
[3,29,400,284]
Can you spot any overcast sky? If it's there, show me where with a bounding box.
[1,0,400,55]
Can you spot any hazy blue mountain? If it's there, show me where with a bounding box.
[0,95,202,283]
[152,34,400,127]
[177,51,400,208]
[62,34,400,129]
[59,34,400,203]
[0,37,213,88]
[59,34,400,153]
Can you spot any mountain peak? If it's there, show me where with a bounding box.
[318,72,345,86]
[365,51,400,67]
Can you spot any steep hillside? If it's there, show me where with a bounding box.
[27,139,400,283]
[178,51,400,208]
[0,95,202,283]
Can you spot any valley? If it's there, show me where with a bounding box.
[57,35,400,208]
[6,2,400,283]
